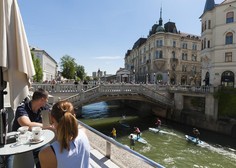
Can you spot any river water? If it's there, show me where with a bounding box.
[79,102,236,168]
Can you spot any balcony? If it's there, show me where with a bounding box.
[153,58,166,69]
[170,58,178,64]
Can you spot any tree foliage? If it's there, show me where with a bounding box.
[31,52,43,82]
[76,65,86,81]
[60,55,77,79]
[85,76,91,81]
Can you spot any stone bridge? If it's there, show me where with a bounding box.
[62,84,174,107]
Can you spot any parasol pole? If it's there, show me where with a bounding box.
[0,67,7,109]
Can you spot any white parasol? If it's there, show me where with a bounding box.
[0,0,35,110]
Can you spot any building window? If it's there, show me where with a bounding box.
[192,66,196,74]
[182,53,188,60]
[172,51,175,58]
[156,40,163,47]
[225,52,232,62]
[226,32,233,44]
[208,20,211,29]
[204,38,206,49]
[182,43,187,49]
[182,65,187,72]
[226,12,234,23]
[155,50,163,59]
[207,40,211,48]
[173,41,176,47]
[192,43,197,50]
[192,54,197,61]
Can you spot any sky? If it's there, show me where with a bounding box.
[17,0,223,76]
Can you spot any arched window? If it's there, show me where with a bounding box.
[221,71,234,87]
[226,12,234,23]
[225,32,233,44]
[172,51,175,58]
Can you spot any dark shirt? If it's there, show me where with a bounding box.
[12,100,48,131]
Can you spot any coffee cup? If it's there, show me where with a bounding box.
[17,134,29,144]
[17,126,29,134]
[31,127,42,141]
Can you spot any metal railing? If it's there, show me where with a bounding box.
[78,120,165,168]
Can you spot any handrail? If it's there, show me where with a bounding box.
[63,84,174,107]
[78,120,165,168]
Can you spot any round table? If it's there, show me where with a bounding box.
[0,129,55,168]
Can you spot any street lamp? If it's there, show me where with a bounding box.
[133,69,135,84]
[146,73,148,84]
[153,73,156,84]
[98,68,100,85]
[167,71,169,85]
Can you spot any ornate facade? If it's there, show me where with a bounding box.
[200,0,236,87]
[125,9,201,86]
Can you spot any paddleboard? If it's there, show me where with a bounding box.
[119,122,130,128]
[149,127,177,136]
[129,133,147,144]
[185,135,205,145]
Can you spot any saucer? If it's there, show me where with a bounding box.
[29,137,44,144]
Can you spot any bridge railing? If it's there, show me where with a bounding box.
[139,85,174,106]
[31,83,215,94]
[64,84,174,107]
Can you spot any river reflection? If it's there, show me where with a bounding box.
[79,102,236,168]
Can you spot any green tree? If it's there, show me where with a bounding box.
[85,76,91,81]
[60,55,77,79]
[76,65,86,81]
[31,52,43,82]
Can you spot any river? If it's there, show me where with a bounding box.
[79,102,236,168]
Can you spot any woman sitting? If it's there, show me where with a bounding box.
[39,101,90,168]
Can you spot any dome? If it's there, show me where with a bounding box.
[156,26,165,32]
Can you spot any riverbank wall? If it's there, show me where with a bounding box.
[123,98,236,138]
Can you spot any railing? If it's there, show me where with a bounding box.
[31,83,214,107]
[63,84,174,107]
[31,83,213,94]
[78,120,165,168]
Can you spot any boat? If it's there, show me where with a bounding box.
[148,127,177,136]
[129,133,147,144]
[185,135,205,145]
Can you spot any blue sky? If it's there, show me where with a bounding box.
[18,0,222,76]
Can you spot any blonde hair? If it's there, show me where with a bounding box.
[51,101,78,152]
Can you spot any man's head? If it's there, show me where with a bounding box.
[32,88,49,107]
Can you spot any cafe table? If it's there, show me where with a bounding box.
[0,129,55,168]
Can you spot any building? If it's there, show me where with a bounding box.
[31,47,58,82]
[200,0,236,87]
[125,8,202,85]
[116,68,131,83]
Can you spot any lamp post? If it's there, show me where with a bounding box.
[133,69,135,84]
[146,73,148,84]
[167,71,169,85]
[98,68,100,85]
[153,73,156,84]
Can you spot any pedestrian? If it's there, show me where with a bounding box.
[111,127,117,139]
[155,118,161,129]
[134,127,141,139]
[130,135,135,150]
[39,100,90,168]
[193,128,200,142]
